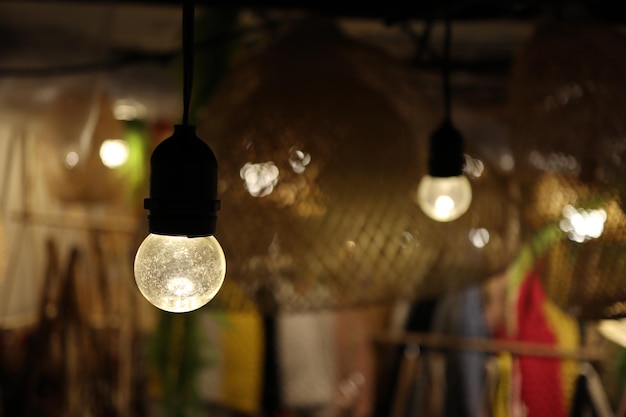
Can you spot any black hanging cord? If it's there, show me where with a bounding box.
[442,14,452,122]
[402,19,434,67]
[182,0,195,127]
[427,5,465,179]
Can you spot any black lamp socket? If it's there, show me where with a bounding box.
[144,124,220,237]
[427,119,466,178]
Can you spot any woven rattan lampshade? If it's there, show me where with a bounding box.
[200,21,519,313]
[36,84,128,204]
[508,22,626,318]
[0,219,6,284]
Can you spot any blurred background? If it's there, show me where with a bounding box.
[1,1,626,416]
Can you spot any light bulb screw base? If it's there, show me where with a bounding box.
[144,199,219,237]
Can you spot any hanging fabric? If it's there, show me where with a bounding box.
[488,352,522,417]
[406,349,445,417]
[426,285,490,417]
[479,355,502,417]
[498,261,581,417]
[544,292,581,412]
[516,269,566,417]
[333,308,378,417]
[570,362,615,417]
[277,312,336,412]
[215,312,264,414]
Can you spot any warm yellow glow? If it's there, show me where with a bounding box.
[434,195,455,216]
[559,204,607,242]
[99,139,129,168]
[167,277,195,296]
[417,175,472,222]
[134,234,226,313]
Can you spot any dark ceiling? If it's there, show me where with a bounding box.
[20,0,626,22]
[0,0,623,123]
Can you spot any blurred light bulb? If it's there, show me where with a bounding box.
[240,161,279,197]
[134,234,226,313]
[417,175,472,222]
[99,139,129,168]
[113,98,147,121]
[559,204,607,242]
[469,227,490,248]
[64,151,80,168]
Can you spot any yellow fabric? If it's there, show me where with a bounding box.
[492,352,513,417]
[543,298,580,416]
[503,245,534,337]
[220,312,264,414]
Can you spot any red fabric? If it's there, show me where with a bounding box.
[515,269,567,417]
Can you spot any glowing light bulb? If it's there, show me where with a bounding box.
[134,234,226,313]
[435,195,455,214]
[99,139,129,168]
[417,175,472,222]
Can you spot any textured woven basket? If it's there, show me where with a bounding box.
[200,21,519,313]
[508,22,626,318]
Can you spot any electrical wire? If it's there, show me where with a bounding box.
[402,19,435,67]
[182,0,194,126]
[442,12,452,122]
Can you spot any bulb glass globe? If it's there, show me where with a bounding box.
[134,233,226,313]
[417,175,472,222]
